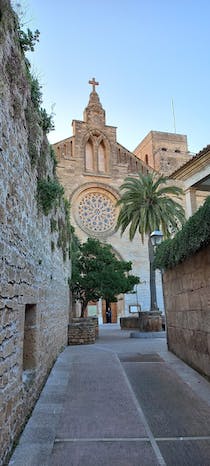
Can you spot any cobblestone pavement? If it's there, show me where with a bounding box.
[9,325,210,466]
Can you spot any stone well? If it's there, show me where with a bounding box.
[120,312,162,332]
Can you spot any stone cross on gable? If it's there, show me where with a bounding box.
[89,77,99,92]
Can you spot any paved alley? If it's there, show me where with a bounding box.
[9,325,210,466]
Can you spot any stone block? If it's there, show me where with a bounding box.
[70,316,99,338]
[68,320,96,345]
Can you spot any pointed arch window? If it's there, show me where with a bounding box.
[85,140,94,171]
[98,141,106,172]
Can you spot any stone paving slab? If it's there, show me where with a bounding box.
[118,352,164,362]
[8,325,210,466]
[157,439,210,466]
[9,350,71,466]
[18,414,60,445]
[50,440,159,466]
[123,362,210,437]
[130,331,166,339]
[55,351,148,439]
[7,443,52,466]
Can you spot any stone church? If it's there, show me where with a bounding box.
[53,78,191,324]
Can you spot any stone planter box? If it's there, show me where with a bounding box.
[120,312,162,332]
[86,316,99,339]
[68,322,95,345]
[69,317,99,339]
[68,319,96,345]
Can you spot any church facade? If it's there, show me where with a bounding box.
[53,79,191,323]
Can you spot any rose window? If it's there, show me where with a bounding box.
[78,192,116,233]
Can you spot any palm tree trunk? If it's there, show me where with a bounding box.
[148,236,158,311]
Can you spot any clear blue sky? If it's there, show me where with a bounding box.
[19,0,210,154]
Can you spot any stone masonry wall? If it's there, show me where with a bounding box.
[0,3,70,464]
[134,131,191,176]
[68,321,96,345]
[163,245,210,379]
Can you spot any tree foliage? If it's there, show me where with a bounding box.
[70,237,139,317]
[154,196,210,270]
[116,172,185,241]
[116,172,186,310]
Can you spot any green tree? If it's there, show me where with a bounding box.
[116,172,185,311]
[70,237,139,317]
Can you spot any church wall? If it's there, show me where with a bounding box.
[134,131,191,175]
[133,131,154,167]
[54,87,192,321]
[0,4,70,463]
[151,131,188,153]
[56,152,163,316]
[54,95,191,321]
[154,151,192,176]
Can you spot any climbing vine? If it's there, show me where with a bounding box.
[37,179,64,216]
[18,27,40,53]
[13,6,72,262]
[40,108,55,133]
[154,196,210,270]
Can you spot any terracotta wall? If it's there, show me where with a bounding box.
[163,245,210,379]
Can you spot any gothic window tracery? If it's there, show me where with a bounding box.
[77,191,116,234]
[84,133,109,174]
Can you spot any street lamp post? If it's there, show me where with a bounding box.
[150,230,164,248]
[150,230,163,311]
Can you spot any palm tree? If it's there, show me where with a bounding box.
[116,172,185,311]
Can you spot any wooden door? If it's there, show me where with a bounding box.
[102,301,118,323]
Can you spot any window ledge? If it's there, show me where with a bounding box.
[83,172,111,178]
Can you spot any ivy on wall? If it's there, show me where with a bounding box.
[12,9,74,259]
[154,196,210,270]
[37,179,64,215]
